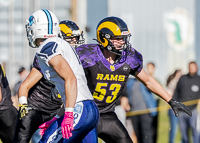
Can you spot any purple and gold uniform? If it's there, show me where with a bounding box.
[0,64,18,143]
[76,44,143,143]
[76,44,143,113]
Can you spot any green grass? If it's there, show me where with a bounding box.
[157,100,181,143]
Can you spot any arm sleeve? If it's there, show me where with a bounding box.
[128,48,143,76]
[37,41,63,67]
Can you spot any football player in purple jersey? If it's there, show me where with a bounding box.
[76,16,192,143]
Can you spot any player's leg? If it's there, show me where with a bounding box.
[39,100,99,143]
[13,109,44,143]
[0,106,18,143]
[80,127,98,143]
[98,112,133,143]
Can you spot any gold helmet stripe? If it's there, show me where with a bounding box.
[97,21,122,36]
[59,24,72,36]
[97,21,122,47]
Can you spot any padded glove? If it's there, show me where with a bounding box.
[168,99,192,117]
[61,112,74,139]
[39,117,58,136]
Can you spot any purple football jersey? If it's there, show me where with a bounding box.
[76,44,143,113]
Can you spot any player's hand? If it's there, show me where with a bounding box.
[61,112,74,139]
[19,104,28,120]
[39,117,58,136]
[168,99,192,117]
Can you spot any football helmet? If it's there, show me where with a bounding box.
[59,20,85,48]
[25,9,60,48]
[96,16,131,55]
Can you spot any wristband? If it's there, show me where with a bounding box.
[65,107,74,112]
[19,96,28,105]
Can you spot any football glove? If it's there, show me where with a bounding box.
[168,99,192,117]
[39,117,58,136]
[19,104,28,120]
[61,112,74,139]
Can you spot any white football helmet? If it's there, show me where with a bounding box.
[25,9,60,48]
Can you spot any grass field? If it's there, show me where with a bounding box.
[157,100,181,143]
[0,100,182,143]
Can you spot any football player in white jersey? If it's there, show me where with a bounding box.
[38,20,86,137]
[20,9,99,143]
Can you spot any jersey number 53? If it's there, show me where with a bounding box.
[93,83,121,103]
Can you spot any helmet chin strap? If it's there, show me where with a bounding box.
[106,39,125,56]
[93,38,127,64]
[106,46,122,56]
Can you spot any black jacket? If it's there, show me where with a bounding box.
[173,73,200,110]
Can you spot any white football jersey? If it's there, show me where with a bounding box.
[35,37,93,104]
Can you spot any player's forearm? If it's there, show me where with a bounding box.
[18,82,29,98]
[0,86,2,102]
[145,77,172,102]
[18,68,42,99]
[64,77,77,108]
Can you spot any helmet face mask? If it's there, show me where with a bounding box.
[25,15,36,48]
[96,16,131,55]
[25,9,60,48]
[59,20,85,48]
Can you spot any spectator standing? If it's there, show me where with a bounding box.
[166,69,182,143]
[12,66,29,110]
[173,61,200,143]
[0,64,18,143]
[146,62,159,143]
[197,100,200,141]
[126,76,157,143]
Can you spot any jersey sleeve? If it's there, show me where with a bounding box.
[32,56,43,73]
[37,41,62,66]
[134,50,143,72]
[127,48,143,75]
